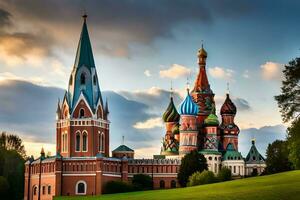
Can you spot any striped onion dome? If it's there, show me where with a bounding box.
[179,90,199,115]
[162,97,180,122]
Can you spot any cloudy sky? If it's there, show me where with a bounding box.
[0,0,295,158]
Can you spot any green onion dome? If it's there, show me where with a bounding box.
[204,113,219,126]
[162,97,180,122]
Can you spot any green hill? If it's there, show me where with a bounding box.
[56,170,300,200]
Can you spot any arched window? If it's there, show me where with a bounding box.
[80,73,86,85]
[42,186,45,195]
[82,132,87,152]
[76,132,80,151]
[33,186,37,195]
[171,180,176,188]
[159,180,165,189]
[100,133,105,152]
[98,133,101,151]
[48,185,51,194]
[97,106,103,119]
[79,109,85,118]
[62,133,68,152]
[76,181,87,195]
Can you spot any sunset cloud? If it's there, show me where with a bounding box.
[208,66,234,80]
[260,62,284,80]
[133,117,163,129]
[160,64,191,79]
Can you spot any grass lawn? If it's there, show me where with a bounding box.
[56,170,300,200]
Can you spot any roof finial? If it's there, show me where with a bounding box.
[82,10,88,22]
[170,80,173,98]
[186,76,190,93]
[226,82,230,95]
[201,40,204,49]
[122,135,125,145]
[251,138,256,145]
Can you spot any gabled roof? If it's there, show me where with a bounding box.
[112,145,134,152]
[222,143,244,161]
[246,140,265,164]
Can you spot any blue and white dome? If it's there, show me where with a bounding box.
[179,91,199,115]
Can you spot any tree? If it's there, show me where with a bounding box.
[265,140,293,174]
[0,132,26,200]
[187,170,216,187]
[0,132,26,158]
[287,118,300,169]
[177,150,208,187]
[274,58,300,169]
[132,174,152,191]
[217,167,232,182]
[274,58,300,123]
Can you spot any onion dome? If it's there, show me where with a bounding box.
[179,90,199,115]
[220,93,236,115]
[204,113,219,126]
[198,45,207,58]
[204,104,219,126]
[162,97,180,122]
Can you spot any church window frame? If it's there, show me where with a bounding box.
[82,131,88,152]
[75,180,87,195]
[75,131,81,152]
[33,185,38,195]
[48,185,51,195]
[79,108,85,118]
[100,132,105,152]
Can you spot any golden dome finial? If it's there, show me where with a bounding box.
[198,40,207,58]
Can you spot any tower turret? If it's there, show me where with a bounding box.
[191,45,215,124]
[220,92,240,151]
[56,15,110,158]
[179,88,199,156]
[161,93,180,157]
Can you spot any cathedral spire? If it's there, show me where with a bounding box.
[193,44,211,93]
[73,14,95,69]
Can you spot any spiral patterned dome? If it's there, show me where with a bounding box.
[220,93,237,115]
[162,97,180,122]
[179,91,199,115]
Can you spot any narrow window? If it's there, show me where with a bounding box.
[48,186,51,195]
[82,133,87,151]
[69,75,73,85]
[42,186,45,195]
[93,75,96,85]
[98,133,101,151]
[80,73,85,85]
[76,133,80,151]
[79,109,85,118]
[33,186,37,195]
[100,133,105,152]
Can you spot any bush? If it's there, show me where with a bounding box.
[103,181,133,194]
[187,170,216,187]
[217,167,232,182]
[0,176,9,198]
[132,174,152,190]
[178,151,208,187]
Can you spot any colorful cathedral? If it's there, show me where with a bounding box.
[24,16,266,200]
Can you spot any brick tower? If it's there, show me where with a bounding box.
[56,15,110,157]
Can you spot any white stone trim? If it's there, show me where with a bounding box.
[102,173,122,177]
[71,92,94,117]
[64,173,96,176]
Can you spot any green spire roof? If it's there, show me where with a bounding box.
[74,15,95,69]
[162,97,180,122]
[112,145,134,152]
[246,140,265,164]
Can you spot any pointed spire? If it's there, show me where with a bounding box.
[226,82,230,95]
[122,135,125,145]
[105,98,109,114]
[74,14,95,69]
[40,147,45,158]
[170,81,173,98]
